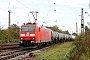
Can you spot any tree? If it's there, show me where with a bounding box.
[0,24,20,43]
[70,26,90,60]
[85,26,89,32]
[72,33,78,36]
[46,25,63,33]
[63,30,70,34]
[9,24,20,42]
[0,24,3,40]
[0,29,8,43]
[51,25,60,32]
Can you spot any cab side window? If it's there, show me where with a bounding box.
[39,27,40,32]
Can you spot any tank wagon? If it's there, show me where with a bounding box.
[19,23,75,48]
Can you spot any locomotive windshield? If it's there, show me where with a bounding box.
[21,26,36,32]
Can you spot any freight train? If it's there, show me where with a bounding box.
[19,23,75,48]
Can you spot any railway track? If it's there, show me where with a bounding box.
[0,42,69,60]
[0,44,50,60]
[0,49,28,60]
[0,43,20,50]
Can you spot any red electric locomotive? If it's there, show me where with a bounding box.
[19,23,52,48]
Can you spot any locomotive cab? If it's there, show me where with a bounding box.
[20,23,37,47]
[19,23,52,47]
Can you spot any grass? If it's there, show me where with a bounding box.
[35,42,73,60]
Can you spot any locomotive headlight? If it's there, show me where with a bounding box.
[20,34,25,36]
[30,34,35,36]
[31,41,34,43]
[20,41,22,43]
[32,38,34,40]
[21,38,23,40]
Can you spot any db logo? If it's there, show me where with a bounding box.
[26,32,29,36]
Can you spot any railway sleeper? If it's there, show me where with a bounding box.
[0,51,27,60]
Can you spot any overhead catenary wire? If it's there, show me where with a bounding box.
[38,1,76,26]
[0,8,7,11]
[16,0,32,11]
[16,0,46,22]
[0,0,28,18]
[10,0,66,25]
[1,0,88,27]
[37,0,77,22]
[29,1,61,24]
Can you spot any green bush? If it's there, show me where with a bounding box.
[70,33,90,60]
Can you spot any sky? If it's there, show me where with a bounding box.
[0,0,90,34]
